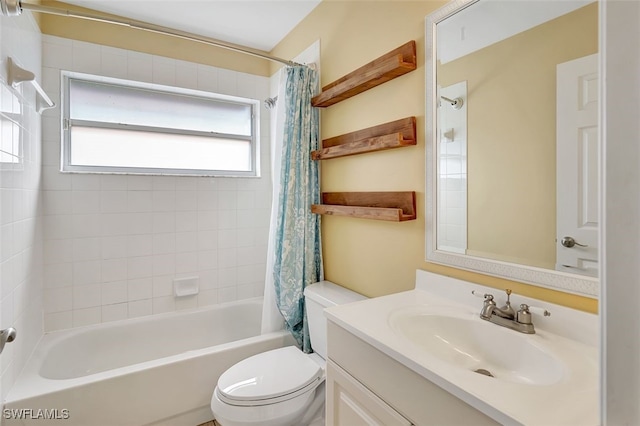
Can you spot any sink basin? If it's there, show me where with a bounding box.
[388,307,566,386]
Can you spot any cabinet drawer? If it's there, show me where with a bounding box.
[326,360,412,426]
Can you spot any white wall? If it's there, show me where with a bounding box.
[40,36,272,332]
[601,1,640,424]
[0,11,44,403]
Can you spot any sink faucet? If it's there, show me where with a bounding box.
[473,289,550,334]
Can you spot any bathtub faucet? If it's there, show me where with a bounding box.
[0,327,17,354]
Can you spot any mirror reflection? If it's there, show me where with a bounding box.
[434,0,598,278]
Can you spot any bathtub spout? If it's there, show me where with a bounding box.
[0,327,16,354]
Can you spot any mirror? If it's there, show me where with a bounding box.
[425,0,599,297]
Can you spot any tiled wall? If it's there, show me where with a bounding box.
[0,12,44,402]
[41,35,271,332]
[437,81,467,254]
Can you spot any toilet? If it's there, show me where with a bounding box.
[210,281,365,426]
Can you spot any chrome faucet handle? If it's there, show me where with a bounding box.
[524,304,551,317]
[516,304,551,325]
[471,290,494,302]
[473,291,496,320]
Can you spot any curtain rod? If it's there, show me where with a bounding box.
[3,0,301,67]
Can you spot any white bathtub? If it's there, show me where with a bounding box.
[4,298,295,426]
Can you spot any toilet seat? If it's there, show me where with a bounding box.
[215,346,324,407]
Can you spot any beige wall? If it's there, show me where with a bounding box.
[439,3,598,270]
[271,1,597,313]
[39,0,598,313]
[38,1,271,76]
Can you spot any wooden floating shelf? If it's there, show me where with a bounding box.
[312,117,416,160]
[311,192,416,222]
[311,41,417,108]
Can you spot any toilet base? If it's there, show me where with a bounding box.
[211,383,325,426]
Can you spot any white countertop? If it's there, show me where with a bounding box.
[324,270,599,426]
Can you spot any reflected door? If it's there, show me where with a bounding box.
[556,53,599,277]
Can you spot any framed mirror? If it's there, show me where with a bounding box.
[425,0,599,297]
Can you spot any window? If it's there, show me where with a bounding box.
[61,72,259,177]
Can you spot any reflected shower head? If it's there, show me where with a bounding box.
[264,96,277,110]
[440,96,464,110]
[0,0,22,16]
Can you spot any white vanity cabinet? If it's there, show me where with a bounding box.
[326,360,412,426]
[325,321,499,426]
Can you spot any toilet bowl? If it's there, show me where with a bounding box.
[210,346,325,426]
[210,281,365,426]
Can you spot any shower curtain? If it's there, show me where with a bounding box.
[261,65,322,353]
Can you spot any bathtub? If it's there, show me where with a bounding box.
[4,298,295,426]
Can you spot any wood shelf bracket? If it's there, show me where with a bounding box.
[311,41,417,108]
[312,117,416,160]
[311,192,416,222]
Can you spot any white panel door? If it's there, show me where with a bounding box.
[556,53,599,277]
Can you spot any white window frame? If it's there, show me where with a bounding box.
[60,71,260,177]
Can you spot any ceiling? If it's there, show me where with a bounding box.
[60,0,322,52]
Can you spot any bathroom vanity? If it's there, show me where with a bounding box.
[325,322,497,425]
[324,270,599,425]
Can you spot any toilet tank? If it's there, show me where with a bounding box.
[304,281,366,359]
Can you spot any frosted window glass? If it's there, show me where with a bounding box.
[62,72,258,176]
[69,79,252,136]
[70,127,251,171]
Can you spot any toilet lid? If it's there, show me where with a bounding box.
[216,346,323,404]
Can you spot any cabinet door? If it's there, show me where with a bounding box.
[326,360,413,426]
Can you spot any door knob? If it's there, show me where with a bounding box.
[560,236,588,248]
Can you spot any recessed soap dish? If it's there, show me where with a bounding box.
[174,276,199,297]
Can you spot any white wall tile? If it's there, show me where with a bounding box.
[152,275,173,297]
[44,311,72,332]
[152,56,176,86]
[197,65,218,93]
[101,280,127,305]
[101,302,127,322]
[73,307,102,327]
[175,252,197,274]
[128,298,152,318]
[127,52,153,82]
[44,287,72,313]
[101,48,128,79]
[72,260,101,285]
[100,191,128,213]
[72,40,102,74]
[72,174,101,191]
[175,232,197,253]
[152,254,175,276]
[152,296,175,314]
[101,258,127,283]
[42,37,72,69]
[152,233,175,255]
[73,284,101,309]
[127,278,152,301]
[100,175,128,191]
[40,36,271,332]
[127,256,153,280]
[101,236,127,259]
[197,230,218,251]
[127,234,153,257]
[72,237,101,261]
[43,263,72,288]
[175,61,198,91]
[197,289,218,307]
[175,295,197,310]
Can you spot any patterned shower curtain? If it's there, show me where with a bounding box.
[272,65,323,353]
